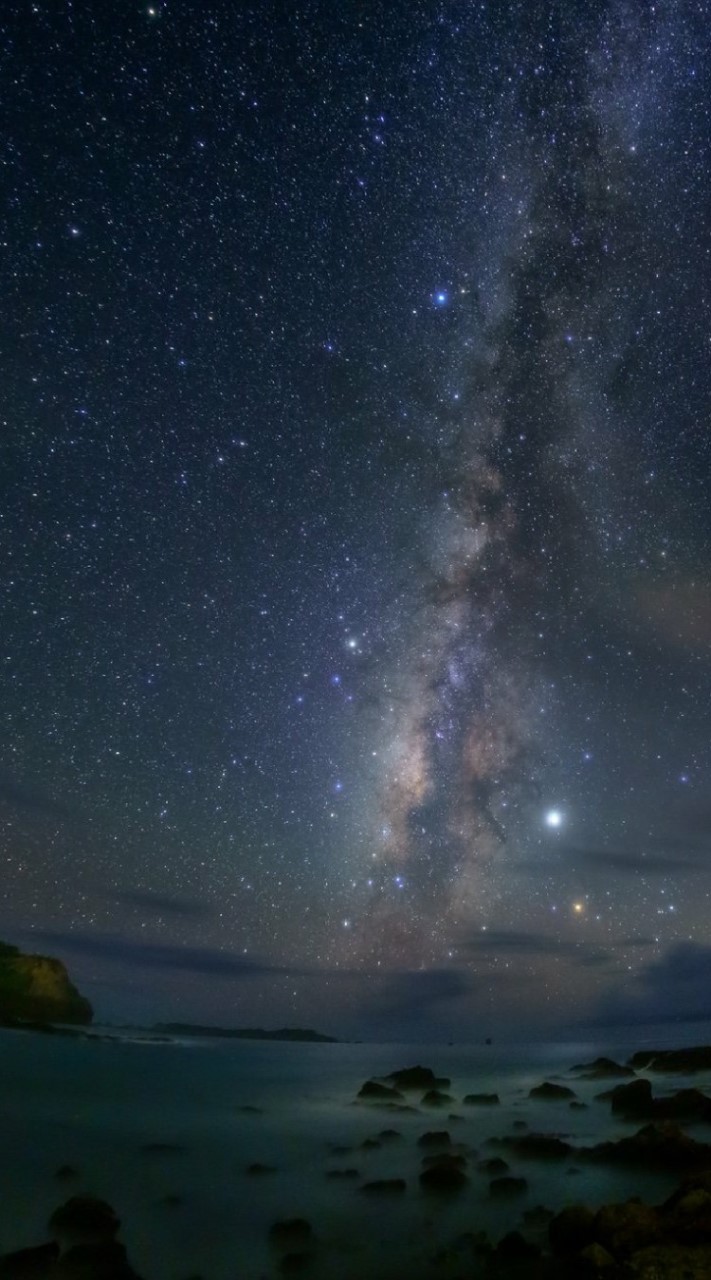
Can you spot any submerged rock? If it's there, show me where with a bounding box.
[603,1078,711,1123]
[571,1056,635,1079]
[246,1162,277,1175]
[418,1130,451,1149]
[381,1065,450,1091]
[529,1081,577,1101]
[419,1158,469,1192]
[628,1046,711,1073]
[584,1122,711,1170]
[463,1092,500,1106]
[54,1241,142,1279]
[48,1198,120,1247]
[421,1089,454,1107]
[489,1175,527,1198]
[278,1254,311,1275]
[325,1168,359,1180]
[422,1152,467,1170]
[0,1243,59,1279]
[494,1231,540,1262]
[356,1080,403,1102]
[477,1157,509,1175]
[493,1132,573,1160]
[361,1178,407,1194]
[269,1220,313,1249]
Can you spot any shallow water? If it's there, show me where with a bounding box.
[1,1026,710,1279]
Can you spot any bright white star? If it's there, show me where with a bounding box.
[545,809,563,828]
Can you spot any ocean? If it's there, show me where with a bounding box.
[1,1025,710,1279]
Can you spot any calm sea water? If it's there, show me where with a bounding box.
[1,1025,710,1280]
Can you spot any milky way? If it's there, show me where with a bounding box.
[2,1,710,1033]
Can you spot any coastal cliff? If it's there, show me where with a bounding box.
[0,941,93,1025]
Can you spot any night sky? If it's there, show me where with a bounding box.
[2,0,711,1039]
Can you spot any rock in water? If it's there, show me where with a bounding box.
[357,1080,403,1102]
[489,1176,527,1198]
[0,942,92,1025]
[628,1046,711,1073]
[48,1198,120,1247]
[382,1066,450,1091]
[529,1081,577,1101]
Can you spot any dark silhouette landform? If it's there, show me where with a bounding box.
[0,940,92,1026]
[153,1022,338,1042]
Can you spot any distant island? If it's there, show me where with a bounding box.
[153,1023,338,1043]
[0,940,93,1026]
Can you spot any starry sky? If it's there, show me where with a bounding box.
[2,0,711,1039]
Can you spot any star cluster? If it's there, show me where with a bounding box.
[1,1,710,1034]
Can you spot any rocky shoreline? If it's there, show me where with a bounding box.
[3,1045,711,1278]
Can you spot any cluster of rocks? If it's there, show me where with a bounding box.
[356,1064,456,1110]
[538,1173,711,1278]
[0,1197,142,1280]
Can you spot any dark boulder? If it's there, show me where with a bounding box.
[548,1204,596,1256]
[278,1255,310,1275]
[584,1122,711,1170]
[0,1244,59,1279]
[494,1132,573,1160]
[529,1081,576,1101]
[477,1157,509,1175]
[246,1162,276,1175]
[603,1078,711,1123]
[417,1131,451,1149]
[419,1157,468,1192]
[628,1046,711,1073]
[577,1242,617,1273]
[422,1152,467,1170]
[571,1057,635,1080]
[48,1199,120,1247]
[421,1089,454,1107]
[356,1080,403,1102]
[594,1199,662,1258]
[377,1128,401,1142]
[325,1168,359,1180]
[463,1092,500,1106]
[659,1180,711,1245]
[51,1240,143,1279]
[269,1220,313,1248]
[494,1232,540,1262]
[382,1066,450,1091]
[489,1175,527,1198]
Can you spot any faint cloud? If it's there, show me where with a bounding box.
[113,890,214,919]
